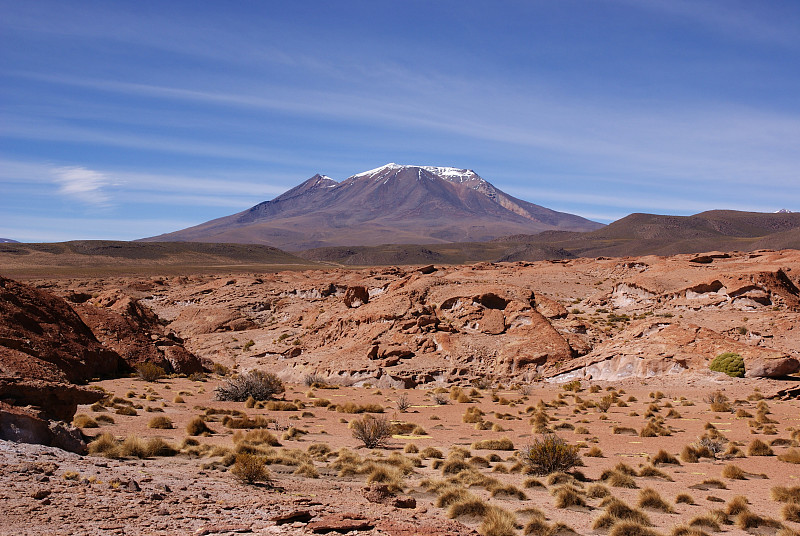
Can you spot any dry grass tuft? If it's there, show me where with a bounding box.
[148,416,173,429]
[688,514,721,531]
[638,488,674,513]
[479,506,517,536]
[608,522,662,536]
[783,503,800,523]
[747,438,774,456]
[186,416,213,436]
[778,448,800,464]
[638,465,672,480]
[651,449,680,465]
[771,486,800,503]
[602,470,638,488]
[592,498,652,529]
[448,495,489,519]
[489,483,528,500]
[72,414,98,428]
[721,463,746,480]
[231,453,270,484]
[552,485,587,509]
[523,477,546,489]
[473,437,515,450]
[675,493,694,505]
[725,495,749,516]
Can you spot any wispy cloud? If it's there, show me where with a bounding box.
[52,166,113,206]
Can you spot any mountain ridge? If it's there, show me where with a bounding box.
[142,164,603,250]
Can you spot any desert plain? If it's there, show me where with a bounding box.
[2,248,800,536]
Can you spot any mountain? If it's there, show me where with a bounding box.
[0,238,19,243]
[143,164,603,250]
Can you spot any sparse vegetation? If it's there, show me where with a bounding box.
[350,415,392,448]
[215,370,285,402]
[136,362,166,382]
[520,434,582,475]
[230,453,270,485]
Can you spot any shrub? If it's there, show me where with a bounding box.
[520,434,581,475]
[215,370,285,402]
[230,453,270,484]
[675,493,694,504]
[396,393,411,412]
[148,416,173,429]
[115,406,137,416]
[709,352,745,378]
[351,415,392,448]
[136,362,166,382]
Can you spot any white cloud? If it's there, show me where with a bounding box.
[52,166,113,206]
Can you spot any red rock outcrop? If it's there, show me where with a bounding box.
[0,275,121,383]
[74,290,202,374]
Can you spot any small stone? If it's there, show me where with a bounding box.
[32,489,51,500]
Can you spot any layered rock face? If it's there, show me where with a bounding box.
[0,276,201,451]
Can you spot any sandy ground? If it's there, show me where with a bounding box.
[2,374,799,536]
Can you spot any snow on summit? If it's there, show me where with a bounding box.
[350,163,483,184]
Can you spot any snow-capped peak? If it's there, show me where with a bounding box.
[775,208,794,213]
[350,163,484,184]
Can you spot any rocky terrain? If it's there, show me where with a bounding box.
[1,249,799,535]
[25,248,793,389]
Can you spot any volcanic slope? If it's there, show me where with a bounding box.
[144,164,602,250]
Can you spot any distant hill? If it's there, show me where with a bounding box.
[0,238,19,243]
[143,163,602,250]
[296,210,800,265]
[0,241,316,277]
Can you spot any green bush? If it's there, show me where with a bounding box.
[709,353,745,378]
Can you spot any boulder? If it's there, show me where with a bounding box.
[0,377,105,421]
[0,402,88,454]
[745,357,800,378]
[344,286,369,308]
[535,295,568,319]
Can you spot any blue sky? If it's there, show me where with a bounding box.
[2,1,799,242]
